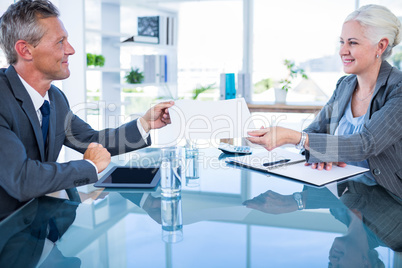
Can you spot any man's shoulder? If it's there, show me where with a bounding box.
[0,66,17,91]
[48,84,70,105]
[0,68,9,83]
[0,68,12,96]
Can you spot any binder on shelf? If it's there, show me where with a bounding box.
[219,73,225,99]
[121,35,159,44]
[143,54,168,84]
[158,16,167,46]
[237,72,251,102]
[220,73,236,100]
[144,55,156,84]
[166,16,175,46]
[159,55,167,83]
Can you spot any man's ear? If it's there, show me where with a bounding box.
[377,38,389,57]
[14,40,33,61]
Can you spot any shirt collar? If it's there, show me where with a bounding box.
[17,74,50,111]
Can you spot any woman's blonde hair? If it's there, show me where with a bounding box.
[344,4,401,60]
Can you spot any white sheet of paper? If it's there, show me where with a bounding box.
[269,162,369,186]
[155,98,255,145]
[227,148,369,186]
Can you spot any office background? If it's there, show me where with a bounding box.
[0,1,401,266]
[0,0,401,156]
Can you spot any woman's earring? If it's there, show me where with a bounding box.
[376,54,379,58]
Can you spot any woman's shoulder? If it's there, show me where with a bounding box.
[333,75,356,97]
[388,66,402,85]
[336,74,356,87]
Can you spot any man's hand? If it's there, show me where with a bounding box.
[140,101,175,132]
[83,142,111,173]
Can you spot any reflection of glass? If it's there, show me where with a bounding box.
[161,194,183,243]
[160,147,182,197]
[185,145,200,187]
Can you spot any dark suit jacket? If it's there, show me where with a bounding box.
[0,196,80,268]
[304,61,402,198]
[0,65,150,219]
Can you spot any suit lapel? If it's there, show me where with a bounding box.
[47,90,57,161]
[5,66,46,161]
[367,61,393,121]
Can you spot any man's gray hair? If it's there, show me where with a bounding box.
[0,0,59,65]
[344,4,402,60]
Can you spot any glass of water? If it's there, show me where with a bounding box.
[185,145,200,187]
[160,147,182,197]
[161,194,183,243]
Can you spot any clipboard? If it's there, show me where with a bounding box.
[226,148,369,187]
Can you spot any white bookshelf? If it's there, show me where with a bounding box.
[84,1,178,129]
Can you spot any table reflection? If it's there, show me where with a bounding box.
[1,148,401,267]
[243,180,402,267]
[0,196,80,267]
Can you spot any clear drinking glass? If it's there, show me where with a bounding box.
[160,147,182,197]
[161,194,183,243]
[185,145,200,187]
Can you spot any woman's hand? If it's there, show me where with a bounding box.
[305,162,347,171]
[247,126,302,151]
[242,190,299,214]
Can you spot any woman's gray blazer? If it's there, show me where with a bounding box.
[304,61,402,198]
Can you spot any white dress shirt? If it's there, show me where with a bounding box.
[18,74,49,126]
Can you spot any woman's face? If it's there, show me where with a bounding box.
[339,20,378,76]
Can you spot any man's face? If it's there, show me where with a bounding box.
[29,16,75,81]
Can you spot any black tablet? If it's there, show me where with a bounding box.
[94,166,161,188]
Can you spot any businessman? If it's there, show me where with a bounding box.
[0,0,173,219]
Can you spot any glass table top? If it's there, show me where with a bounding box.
[1,147,401,267]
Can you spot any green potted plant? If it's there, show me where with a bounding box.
[94,54,105,67]
[254,78,274,94]
[124,68,144,84]
[86,53,95,66]
[274,59,308,103]
[192,83,216,100]
[86,53,105,67]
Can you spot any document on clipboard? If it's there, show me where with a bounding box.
[225,148,369,187]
